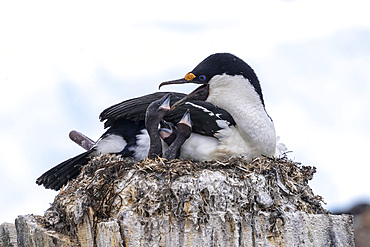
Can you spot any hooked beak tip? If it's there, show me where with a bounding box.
[158,82,165,90]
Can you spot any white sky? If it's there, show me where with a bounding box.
[1,0,370,223]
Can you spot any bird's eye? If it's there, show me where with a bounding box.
[198,75,206,81]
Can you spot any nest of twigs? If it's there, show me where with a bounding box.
[38,154,328,239]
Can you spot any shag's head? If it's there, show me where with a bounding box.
[159,53,264,109]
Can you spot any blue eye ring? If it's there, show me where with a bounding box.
[198,75,206,81]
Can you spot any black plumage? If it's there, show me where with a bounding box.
[36,150,94,190]
[165,101,235,136]
[37,91,235,190]
[101,92,235,137]
[38,52,274,191]
[100,92,186,127]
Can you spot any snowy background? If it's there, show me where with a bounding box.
[1,0,370,223]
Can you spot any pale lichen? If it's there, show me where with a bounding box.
[38,154,327,243]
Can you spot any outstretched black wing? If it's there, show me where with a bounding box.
[100,92,186,128]
[100,92,236,137]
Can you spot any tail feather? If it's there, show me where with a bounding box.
[46,166,82,190]
[36,150,94,190]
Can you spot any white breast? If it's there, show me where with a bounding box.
[95,134,127,154]
[203,74,277,159]
[179,125,265,161]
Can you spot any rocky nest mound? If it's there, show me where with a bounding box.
[37,154,327,240]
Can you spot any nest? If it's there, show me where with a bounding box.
[37,154,328,239]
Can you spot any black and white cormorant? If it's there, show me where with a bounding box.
[158,53,284,160]
[36,53,283,190]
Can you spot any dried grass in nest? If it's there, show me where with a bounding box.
[39,154,328,238]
